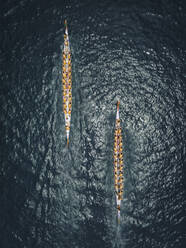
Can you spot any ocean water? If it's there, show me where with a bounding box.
[0,0,185,247]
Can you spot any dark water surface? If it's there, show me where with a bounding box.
[0,0,186,247]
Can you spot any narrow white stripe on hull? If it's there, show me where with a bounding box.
[116,109,119,120]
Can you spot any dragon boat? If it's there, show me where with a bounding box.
[113,101,124,223]
[62,20,72,146]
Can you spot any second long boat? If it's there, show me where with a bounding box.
[62,20,72,146]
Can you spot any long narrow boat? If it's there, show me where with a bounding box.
[113,101,124,223]
[62,20,72,146]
